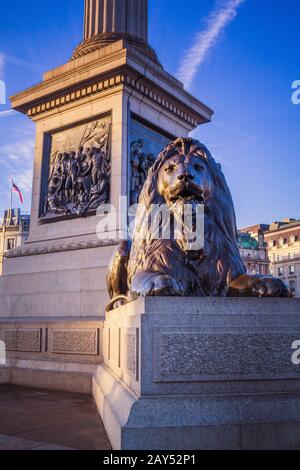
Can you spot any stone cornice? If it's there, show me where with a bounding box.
[12,70,211,128]
[10,41,213,126]
[271,257,300,265]
[264,222,300,236]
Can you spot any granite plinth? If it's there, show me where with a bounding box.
[93,297,300,450]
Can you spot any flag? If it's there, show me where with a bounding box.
[12,181,24,204]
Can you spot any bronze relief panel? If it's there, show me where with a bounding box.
[40,115,111,222]
[129,118,172,205]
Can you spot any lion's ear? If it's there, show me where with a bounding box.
[195,148,208,161]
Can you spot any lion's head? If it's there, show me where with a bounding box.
[127,138,246,296]
[139,138,239,243]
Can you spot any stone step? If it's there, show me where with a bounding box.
[1,359,97,394]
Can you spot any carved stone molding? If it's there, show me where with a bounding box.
[50,329,99,355]
[121,328,139,381]
[0,320,104,363]
[108,327,121,368]
[2,329,42,353]
[26,72,201,127]
[26,74,125,118]
[5,239,119,259]
[154,329,299,383]
[71,32,160,66]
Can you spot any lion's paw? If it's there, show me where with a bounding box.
[252,276,292,298]
[130,272,184,299]
[228,274,292,298]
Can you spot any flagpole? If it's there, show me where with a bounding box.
[10,180,13,212]
[10,180,13,224]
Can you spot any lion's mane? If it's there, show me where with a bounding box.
[127,138,246,296]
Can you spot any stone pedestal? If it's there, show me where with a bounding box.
[93,297,300,450]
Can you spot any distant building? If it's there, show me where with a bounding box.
[0,209,30,275]
[264,219,300,298]
[238,225,270,276]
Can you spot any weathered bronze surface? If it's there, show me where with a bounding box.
[42,117,111,220]
[107,138,291,308]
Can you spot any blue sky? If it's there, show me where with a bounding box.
[0,0,299,227]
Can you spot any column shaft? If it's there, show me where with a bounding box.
[83,0,148,42]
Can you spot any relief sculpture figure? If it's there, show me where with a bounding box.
[82,173,109,215]
[130,141,157,205]
[44,181,69,216]
[130,140,144,205]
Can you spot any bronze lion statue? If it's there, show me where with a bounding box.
[106,138,290,309]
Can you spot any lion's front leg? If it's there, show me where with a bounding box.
[228,274,292,298]
[130,271,185,299]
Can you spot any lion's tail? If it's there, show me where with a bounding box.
[105,295,130,312]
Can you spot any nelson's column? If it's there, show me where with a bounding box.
[1,0,300,452]
[0,3,212,388]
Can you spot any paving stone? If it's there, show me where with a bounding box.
[0,385,111,450]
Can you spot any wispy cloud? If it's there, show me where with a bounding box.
[11,168,33,193]
[0,126,35,202]
[0,110,16,119]
[176,0,245,89]
[6,54,43,71]
[2,139,34,163]
[0,50,42,77]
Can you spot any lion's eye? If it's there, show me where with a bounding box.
[194,163,203,171]
[165,164,175,172]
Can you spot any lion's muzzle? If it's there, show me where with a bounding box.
[168,181,205,203]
